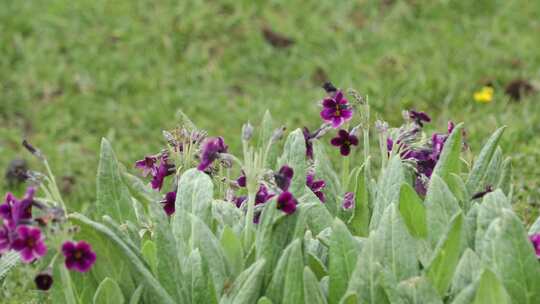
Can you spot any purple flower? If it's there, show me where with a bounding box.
[135,155,158,177]
[276,191,297,215]
[320,91,353,128]
[62,240,97,273]
[342,192,355,210]
[330,129,359,156]
[232,196,247,208]
[197,137,228,171]
[11,225,47,263]
[160,191,176,216]
[34,270,53,291]
[255,185,275,205]
[274,165,294,191]
[237,172,247,188]
[0,224,12,253]
[409,110,431,127]
[530,234,540,258]
[150,154,175,190]
[0,188,35,228]
[387,138,394,152]
[306,173,326,202]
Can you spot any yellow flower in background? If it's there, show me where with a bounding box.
[473,86,494,103]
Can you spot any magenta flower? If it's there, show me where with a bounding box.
[135,155,158,177]
[529,234,540,258]
[276,191,297,215]
[342,192,355,210]
[197,137,228,171]
[1,188,35,228]
[160,191,176,216]
[330,129,359,156]
[255,185,275,205]
[11,225,47,263]
[306,173,326,202]
[232,195,247,208]
[409,110,431,127]
[150,154,175,190]
[0,224,12,253]
[320,91,353,128]
[274,165,294,191]
[62,240,97,273]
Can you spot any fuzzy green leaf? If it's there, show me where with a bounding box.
[94,278,125,304]
[221,259,266,304]
[304,267,328,304]
[472,269,510,304]
[370,156,404,230]
[348,164,370,237]
[465,127,505,194]
[313,141,342,215]
[266,239,304,304]
[175,168,214,224]
[220,226,243,276]
[398,183,427,238]
[96,138,136,223]
[425,175,461,248]
[397,276,442,304]
[329,219,359,304]
[278,128,308,197]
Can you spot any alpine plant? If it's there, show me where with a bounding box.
[2,83,539,304]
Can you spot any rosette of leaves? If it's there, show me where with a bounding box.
[49,113,540,304]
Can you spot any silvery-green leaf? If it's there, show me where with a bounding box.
[448,173,469,211]
[474,190,512,250]
[220,259,266,304]
[497,157,512,196]
[370,156,404,230]
[173,212,230,296]
[379,268,404,304]
[463,203,479,250]
[471,269,510,304]
[482,146,503,189]
[304,267,328,304]
[329,219,359,304]
[346,237,389,304]
[302,201,334,236]
[426,212,464,297]
[149,204,187,302]
[374,204,419,281]
[122,171,161,206]
[397,276,442,304]
[97,138,136,223]
[220,226,243,276]
[450,249,482,295]
[339,293,358,304]
[0,251,18,281]
[94,277,125,304]
[398,183,427,239]
[449,284,476,304]
[70,213,176,304]
[141,240,158,275]
[185,249,218,304]
[175,168,214,224]
[529,215,540,234]
[432,122,463,184]
[348,164,369,237]
[465,127,505,194]
[266,239,304,304]
[129,285,144,304]
[313,141,342,215]
[278,128,307,197]
[212,200,244,235]
[307,253,328,281]
[425,175,461,248]
[257,297,273,304]
[479,210,540,303]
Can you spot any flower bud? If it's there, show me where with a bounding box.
[35,269,53,291]
[242,122,254,141]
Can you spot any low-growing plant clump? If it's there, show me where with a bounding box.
[1,83,539,303]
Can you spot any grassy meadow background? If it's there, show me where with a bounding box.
[1,2,540,299]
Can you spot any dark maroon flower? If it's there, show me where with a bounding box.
[274,165,294,191]
[62,240,97,273]
[34,270,53,291]
[255,185,275,205]
[387,138,394,152]
[342,192,355,210]
[150,154,175,190]
[135,155,158,177]
[160,191,176,216]
[320,91,353,128]
[530,234,540,258]
[330,129,359,156]
[276,191,297,215]
[197,137,228,171]
[237,172,247,188]
[306,173,326,202]
[232,196,247,208]
[11,225,47,263]
[253,212,262,224]
[0,224,12,253]
[409,110,431,127]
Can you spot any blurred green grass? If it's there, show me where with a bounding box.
[1,0,539,221]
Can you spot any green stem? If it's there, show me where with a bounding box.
[341,155,350,190]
